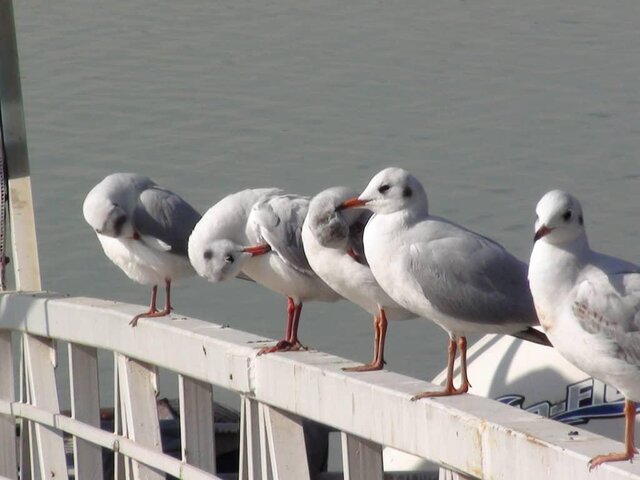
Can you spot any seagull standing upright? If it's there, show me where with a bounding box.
[339,167,549,397]
[529,189,640,469]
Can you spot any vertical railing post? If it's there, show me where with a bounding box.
[0,331,17,479]
[257,404,273,480]
[117,354,164,480]
[1,2,44,477]
[261,405,310,480]
[239,396,263,480]
[69,344,104,480]
[0,0,41,292]
[178,375,216,473]
[23,335,69,479]
[18,343,31,480]
[341,432,384,480]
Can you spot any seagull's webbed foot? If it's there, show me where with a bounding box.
[588,449,637,471]
[410,382,469,401]
[129,308,171,327]
[257,339,308,355]
[343,357,385,372]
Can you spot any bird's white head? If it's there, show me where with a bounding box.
[83,173,151,239]
[340,167,428,215]
[306,187,362,249]
[188,236,269,283]
[82,191,133,238]
[533,190,586,245]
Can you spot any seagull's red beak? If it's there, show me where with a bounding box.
[337,197,368,211]
[534,225,553,243]
[243,244,271,256]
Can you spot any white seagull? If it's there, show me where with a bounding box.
[302,186,416,371]
[529,190,640,469]
[189,189,341,354]
[339,167,549,398]
[83,173,201,326]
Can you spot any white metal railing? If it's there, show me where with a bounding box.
[1,292,640,480]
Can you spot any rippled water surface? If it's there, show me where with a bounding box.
[11,0,640,407]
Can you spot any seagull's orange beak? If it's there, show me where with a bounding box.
[337,197,368,211]
[534,225,553,243]
[243,244,271,256]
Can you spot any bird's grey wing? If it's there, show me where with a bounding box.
[249,194,314,275]
[134,186,201,255]
[406,229,537,326]
[573,271,640,366]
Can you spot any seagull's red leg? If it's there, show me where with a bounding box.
[344,308,388,372]
[258,297,302,355]
[412,336,464,399]
[589,399,638,470]
[130,285,159,327]
[285,297,295,340]
[287,302,307,351]
[163,279,174,314]
[455,336,471,394]
[130,280,175,327]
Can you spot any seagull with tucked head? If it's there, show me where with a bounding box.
[83,173,201,326]
[302,186,416,371]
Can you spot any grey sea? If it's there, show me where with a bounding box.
[12,0,640,410]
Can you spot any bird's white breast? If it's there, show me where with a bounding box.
[363,213,433,318]
[98,234,193,285]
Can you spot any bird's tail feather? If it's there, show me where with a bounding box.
[510,327,552,347]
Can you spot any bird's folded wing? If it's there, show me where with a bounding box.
[573,271,640,366]
[134,187,202,255]
[248,194,314,275]
[405,232,535,326]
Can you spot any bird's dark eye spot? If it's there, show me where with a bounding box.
[203,249,213,260]
[562,210,572,222]
[378,184,390,194]
[402,186,412,198]
[113,215,127,235]
[224,255,234,264]
[579,214,584,225]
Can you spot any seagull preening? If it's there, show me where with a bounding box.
[529,190,640,469]
[339,167,549,398]
[302,187,416,371]
[83,173,201,326]
[188,188,341,354]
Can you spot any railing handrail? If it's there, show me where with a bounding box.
[2,291,640,479]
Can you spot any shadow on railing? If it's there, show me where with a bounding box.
[0,291,639,480]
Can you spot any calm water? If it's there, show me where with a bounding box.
[11,0,640,407]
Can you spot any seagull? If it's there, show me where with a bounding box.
[83,173,201,326]
[188,188,341,354]
[339,167,549,398]
[302,186,416,371]
[529,190,640,469]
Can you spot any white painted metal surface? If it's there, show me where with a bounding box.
[69,343,103,480]
[262,405,310,480]
[23,334,68,479]
[0,330,17,479]
[179,375,217,474]
[341,432,384,480]
[118,355,164,480]
[0,293,640,480]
